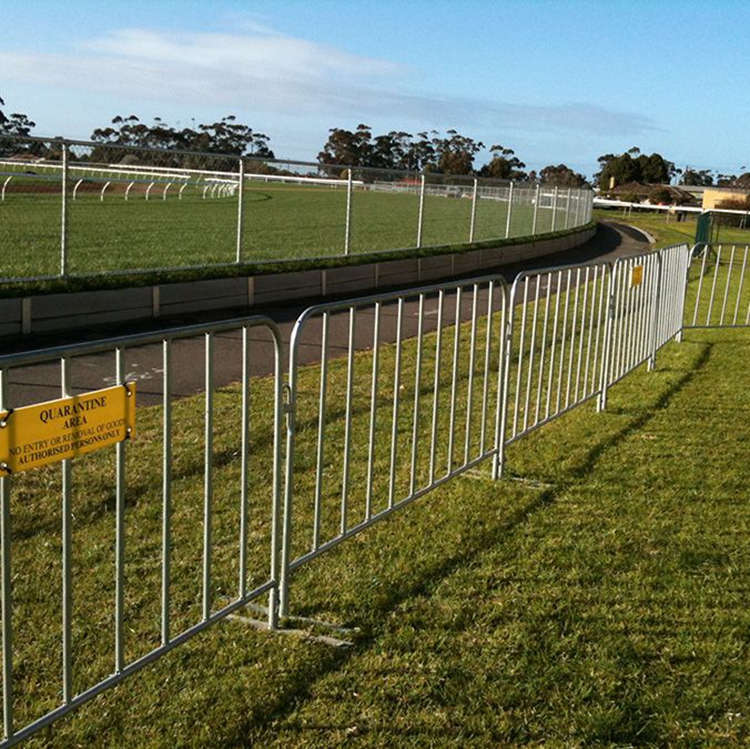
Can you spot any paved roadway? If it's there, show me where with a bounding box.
[2,222,651,408]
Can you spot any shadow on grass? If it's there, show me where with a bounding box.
[214,342,715,746]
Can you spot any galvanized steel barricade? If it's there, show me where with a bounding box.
[280,276,508,616]
[500,261,611,463]
[684,244,750,329]
[599,245,689,410]
[0,317,283,747]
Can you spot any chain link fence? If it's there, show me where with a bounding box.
[0,136,593,282]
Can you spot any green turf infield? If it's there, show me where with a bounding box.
[0,181,550,280]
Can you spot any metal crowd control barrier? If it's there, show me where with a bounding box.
[1,242,703,744]
[685,244,750,329]
[599,245,689,410]
[0,317,283,747]
[501,261,611,457]
[280,275,508,615]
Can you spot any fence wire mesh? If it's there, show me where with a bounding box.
[0,136,593,282]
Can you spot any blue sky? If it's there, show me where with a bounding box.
[2,0,749,177]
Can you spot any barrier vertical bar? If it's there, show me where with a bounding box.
[469,178,478,242]
[341,307,356,532]
[0,369,12,740]
[479,282,494,454]
[493,286,511,480]
[464,285,479,462]
[429,291,445,482]
[388,300,404,506]
[532,183,540,235]
[598,264,616,411]
[162,339,171,645]
[60,143,69,277]
[312,313,329,550]
[114,348,126,673]
[239,327,250,598]
[505,181,514,238]
[365,303,381,519]
[409,295,425,495]
[202,333,213,621]
[416,174,426,248]
[236,158,244,263]
[60,357,72,703]
[268,328,283,630]
[648,255,663,371]
[446,287,462,473]
[344,169,353,255]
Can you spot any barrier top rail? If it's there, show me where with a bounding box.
[0,314,283,369]
[290,271,511,332]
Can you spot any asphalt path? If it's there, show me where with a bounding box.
[2,221,650,408]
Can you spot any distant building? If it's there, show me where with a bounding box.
[606,182,697,206]
[700,187,750,210]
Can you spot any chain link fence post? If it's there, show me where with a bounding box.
[236,157,244,263]
[469,178,478,243]
[344,168,353,255]
[505,181,514,238]
[60,141,69,276]
[416,174,426,248]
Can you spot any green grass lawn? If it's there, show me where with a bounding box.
[0,182,562,279]
[7,289,749,747]
[595,207,750,249]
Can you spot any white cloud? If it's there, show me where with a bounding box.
[1,26,657,142]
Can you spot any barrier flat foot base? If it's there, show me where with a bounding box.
[228,614,355,648]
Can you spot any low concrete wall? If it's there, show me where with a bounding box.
[8,225,595,337]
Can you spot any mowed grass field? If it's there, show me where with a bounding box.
[594,207,750,249]
[0,181,553,279]
[6,268,749,746]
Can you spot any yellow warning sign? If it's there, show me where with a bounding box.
[631,265,644,287]
[0,384,135,475]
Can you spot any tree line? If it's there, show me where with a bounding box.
[316,123,588,185]
[2,95,748,188]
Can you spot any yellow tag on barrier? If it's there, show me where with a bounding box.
[631,265,644,287]
[0,384,135,475]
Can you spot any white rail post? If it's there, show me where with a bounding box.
[100,181,110,202]
[469,178,478,242]
[344,168,353,255]
[60,142,69,276]
[565,187,572,228]
[162,182,172,201]
[1,176,11,202]
[125,181,135,201]
[505,181,514,238]
[146,182,155,201]
[416,174,426,248]
[551,186,559,231]
[236,159,245,263]
[179,183,188,200]
[532,183,540,235]
[72,179,83,201]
